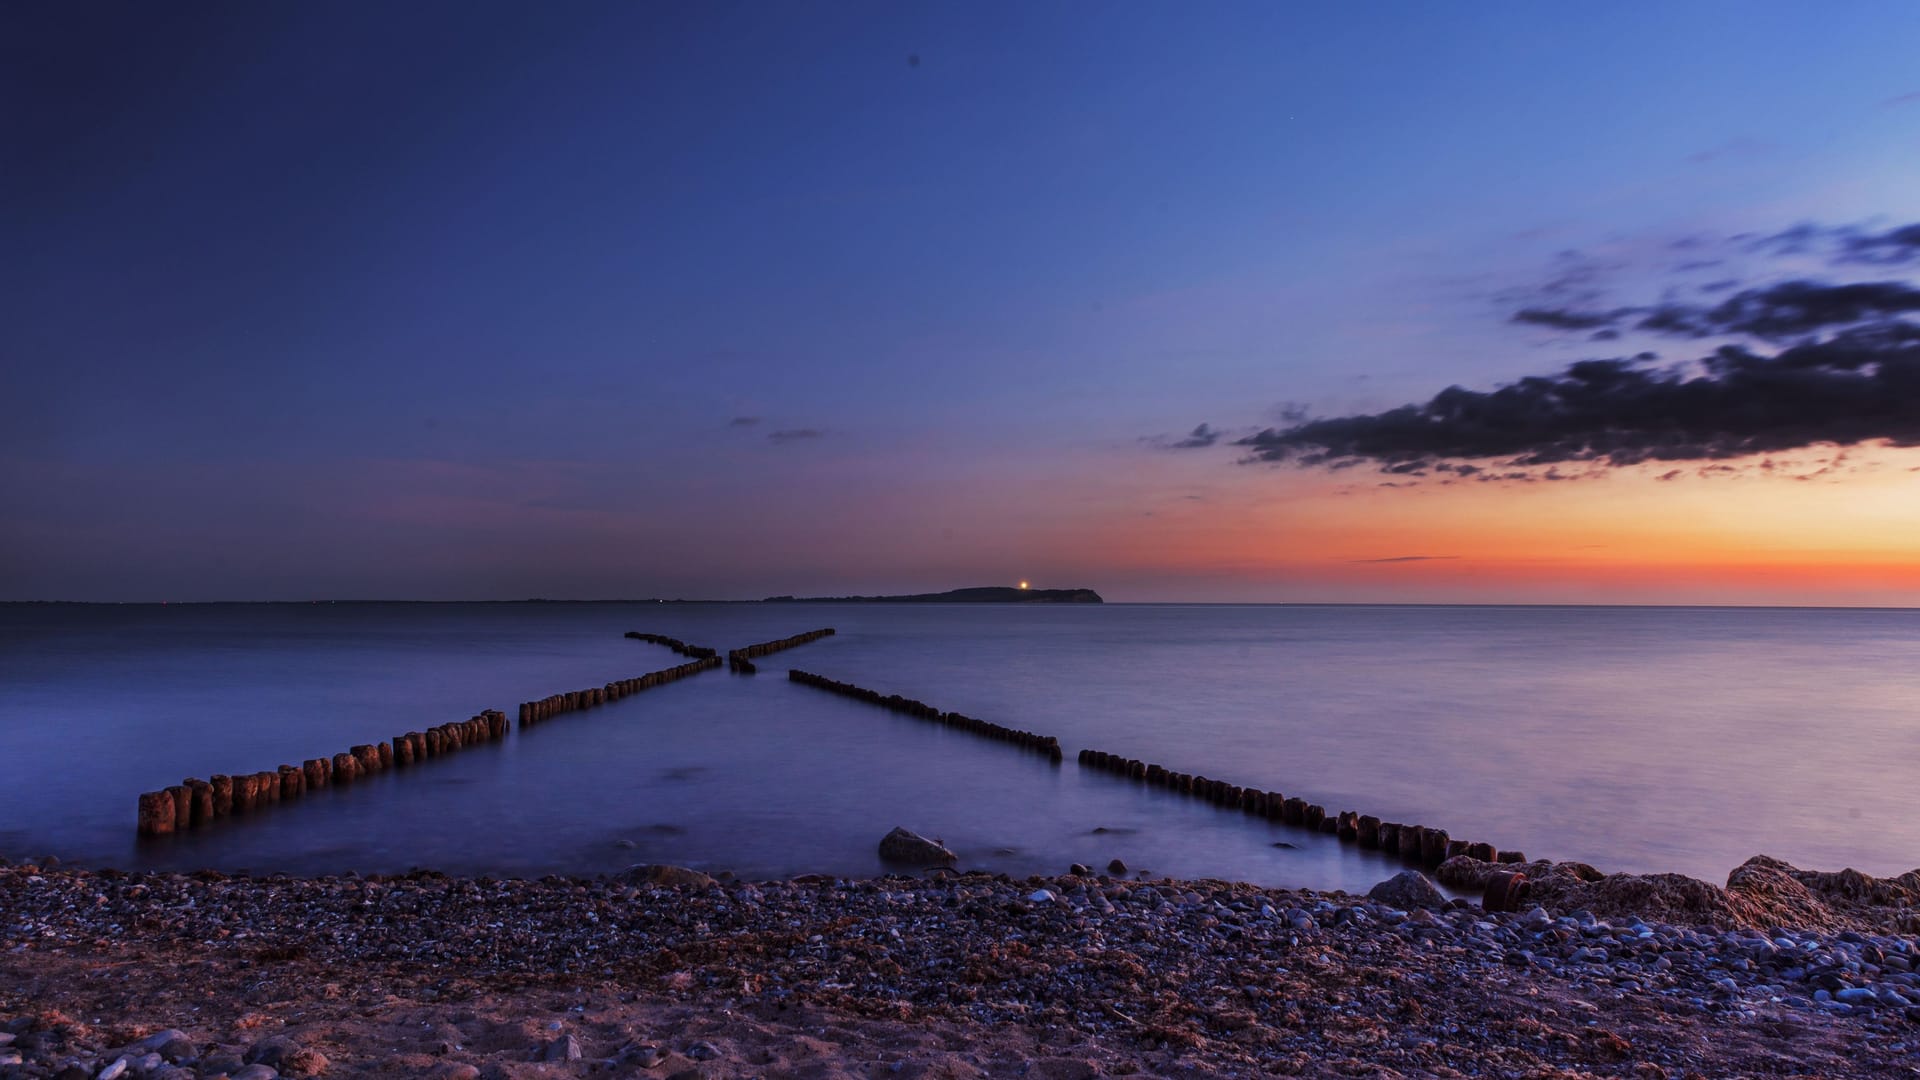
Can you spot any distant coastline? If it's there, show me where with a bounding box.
[763,586,1103,604]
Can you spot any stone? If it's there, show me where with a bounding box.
[246,1037,302,1069]
[685,1041,722,1061]
[542,1034,582,1062]
[877,827,956,864]
[97,1059,129,1080]
[123,1030,189,1058]
[1367,870,1447,910]
[618,864,716,889]
[1069,863,1090,875]
[1108,858,1127,874]
[233,1067,279,1080]
[281,1047,328,1076]
[616,1044,664,1068]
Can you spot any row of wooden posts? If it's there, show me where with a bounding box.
[517,657,721,728]
[1077,747,1533,910]
[728,627,835,673]
[622,632,718,660]
[788,669,1064,761]
[135,710,510,837]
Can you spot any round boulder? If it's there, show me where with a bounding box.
[877,826,957,864]
[1366,869,1446,911]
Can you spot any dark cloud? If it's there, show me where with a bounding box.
[1170,423,1221,449]
[729,416,762,427]
[1635,280,1920,340]
[1143,423,1225,450]
[1840,224,1920,266]
[1511,307,1629,331]
[1350,555,1459,563]
[1177,219,1920,481]
[1514,279,1920,342]
[1741,221,1920,266]
[767,428,824,443]
[1234,330,1920,473]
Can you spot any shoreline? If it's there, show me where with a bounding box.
[3,855,1917,1078]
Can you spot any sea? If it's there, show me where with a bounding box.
[2,602,1917,893]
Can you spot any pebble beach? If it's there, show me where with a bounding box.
[4,849,1919,1079]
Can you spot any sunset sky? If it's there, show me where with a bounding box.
[7,2,1920,603]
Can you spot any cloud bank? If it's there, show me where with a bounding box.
[1186,219,1920,479]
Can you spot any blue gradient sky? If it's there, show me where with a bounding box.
[7,2,1920,601]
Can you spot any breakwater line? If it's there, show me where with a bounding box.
[1076,747,1532,909]
[517,657,722,729]
[788,669,1062,761]
[622,632,719,660]
[728,628,835,673]
[135,709,509,838]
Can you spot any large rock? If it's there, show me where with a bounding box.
[618,864,716,889]
[1367,870,1446,910]
[541,1034,582,1063]
[123,1030,189,1056]
[877,827,956,865]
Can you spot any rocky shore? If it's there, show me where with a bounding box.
[2,854,1917,1078]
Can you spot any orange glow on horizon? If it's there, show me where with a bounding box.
[1020,446,1920,605]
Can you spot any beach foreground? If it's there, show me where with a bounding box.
[2,858,1917,1079]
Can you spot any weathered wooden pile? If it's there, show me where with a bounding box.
[728,627,835,673]
[622,632,719,660]
[1077,747,1531,905]
[135,710,510,837]
[517,657,721,728]
[788,669,1063,761]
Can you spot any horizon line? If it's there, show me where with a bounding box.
[5,598,1919,613]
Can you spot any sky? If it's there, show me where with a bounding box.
[6,2,1920,604]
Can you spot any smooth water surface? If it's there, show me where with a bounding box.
[3,602,1918,889]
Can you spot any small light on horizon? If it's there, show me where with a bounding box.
[1018,580,1030,590]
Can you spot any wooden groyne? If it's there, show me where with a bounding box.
[623,633,719,660]
[788,669,1062,761]
[728,628,835,673]
[1075,748,1531,906]
[136,710,509,837]
[517,656,721,728]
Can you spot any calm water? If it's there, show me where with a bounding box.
[2,602,1918,891]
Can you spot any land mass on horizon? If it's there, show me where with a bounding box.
[764,586,1103,604]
